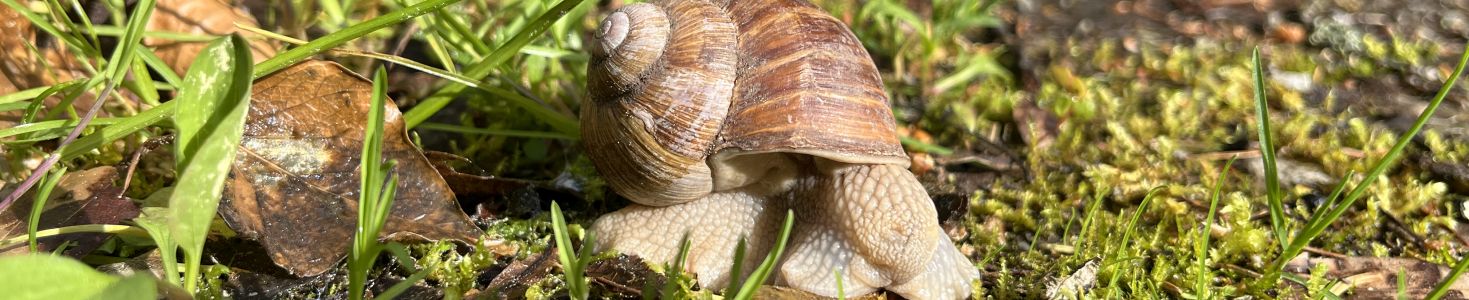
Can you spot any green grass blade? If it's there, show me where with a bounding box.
[1106,186,1163,292]
[835,270,845,300]
[134,46,184,87]
[662,234,693,298]
[550,201,588,299]
[733,209,796,300]
[0,0,155,221]
[100,0,155,82]
[254,0,464,78]
[1263,43,1469,290]
[377,265,434,299]
[27,166,68,252]
[21,80,85,124]
[1298,169,1356,240]
[400,0,586,134]
[1421,258,1469,298]
[125,52,160,106]
[1195,157,1237,299]
[58,0,459,161]
[0,85,66,105]
[0,224,148,249]
[723,237,748,296]
[56,102,171,160]
[75,25,218,42]
[167,35,254,293]
[0,101,29,112]
[61,0,101,48]
[431,10,491,54]
[1250,47,1287,247]
[349,68,396,300]
[415,123,576,140]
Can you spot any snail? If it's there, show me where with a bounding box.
[581,0,980,298]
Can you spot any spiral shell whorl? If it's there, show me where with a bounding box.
[583,0,738,206]
[588,3,667,98]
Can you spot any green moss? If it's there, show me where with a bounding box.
[954,34,1469,297]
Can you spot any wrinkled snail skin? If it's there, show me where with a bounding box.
[583,0,980,298]
[590,189,786,289]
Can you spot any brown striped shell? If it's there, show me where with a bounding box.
[584,0,908,205]
[583,0,738,206]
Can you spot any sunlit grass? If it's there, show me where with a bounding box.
[348,68,400,300]
[26,166,67,252]
[1254,43,1469,291]
[550,201,593,299]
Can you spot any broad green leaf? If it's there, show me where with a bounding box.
[168,34,254,292]
[0,254,119,299]
[92,275,158,300]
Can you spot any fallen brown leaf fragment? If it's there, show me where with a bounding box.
[145,0,277,76]
[0,5,96,129]
[220,60,479,277]
[425,151,537,201]
[0,5,89,90]
[0,166,139,257]
[1286,254,1469,299]
[481,248,557,299]
[584,254,664,298]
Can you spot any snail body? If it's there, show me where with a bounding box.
[582,0,980,298]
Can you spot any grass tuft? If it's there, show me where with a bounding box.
[550,201,594,299]
[1255,43,1469,290]
[349,68,401,300]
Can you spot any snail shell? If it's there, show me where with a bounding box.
[583,0,908,205]
[709,0,909,190]
[583,0,737,206]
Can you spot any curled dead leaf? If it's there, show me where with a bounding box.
[221,60,479,276]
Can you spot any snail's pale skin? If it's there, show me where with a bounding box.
[581,0,980,298]
[593,160,979,298]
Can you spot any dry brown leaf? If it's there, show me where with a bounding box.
[425,151,537,199]
[0,5,95,129]
[1012,97,1059,149]
[1287,254,1469,299]
[145,0,277,76]
[0,5,89,90]
[220,60,479,276]
[0,166,140,257]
